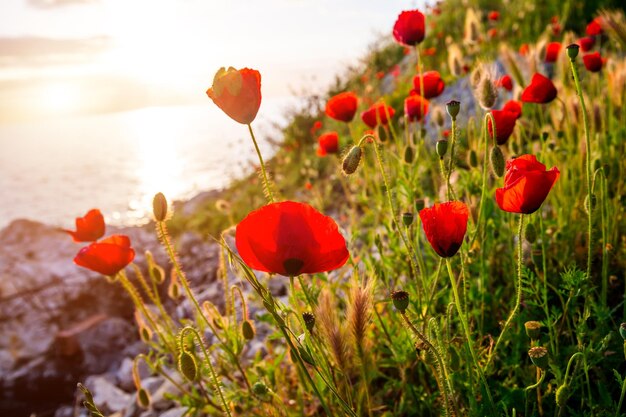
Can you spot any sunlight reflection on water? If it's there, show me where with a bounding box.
[0,98,298,229]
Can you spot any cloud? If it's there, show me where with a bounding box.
[0,36,110,66]
[27,0,97,8]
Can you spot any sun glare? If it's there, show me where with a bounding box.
[40,82,81,114]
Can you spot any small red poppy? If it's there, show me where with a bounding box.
[412,71,445,99]
[74,235,135,276]
[551,22,561,36]
[487,110,518,145]
[586,18,603,36]
[583,52,604,72]
[206,67,261,125]
[393,10,426,46]
[487,28,498,38]
[235,201,349,277]
[419,201,469,258]
[577,37,595,52]
[519,44,529,56]
[325,92,358,123]
[496,154,560,214]
[65,209,105,242]
[317,132,339,156]
[423,47,437,56]
[502,100,522,119]
[361,102,395,128]
[488,11,500,21]
[496,75,513,91]
[376,71,385,80]
[521,73,557,104]
[404,94,430,122]
[545,42,561,63]
[310,120,323,136]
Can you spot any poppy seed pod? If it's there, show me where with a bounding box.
[446,100,461,119]
[153,192,168,222]
[342,145,363,175]
[402,212,414,227]
[302,312,316,332]
[524,320,542,339]
[566,43,580,60]
[528,346,549,369]
[391,290,410,312]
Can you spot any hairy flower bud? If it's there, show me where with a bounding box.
[478,77,497,109]
[136,388,151,408]
[490,146,505,177]
[242,320,255,340]
[178,350,198,381]
[153,192,168,222]
[436,140,448,159]
[342,145,363,175]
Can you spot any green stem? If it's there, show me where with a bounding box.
[488,214,524,369]
[616,370,626,417]
[445,116,458,201]
[247,123,275,203]
[445,259,496,413]
[470,113,493,247]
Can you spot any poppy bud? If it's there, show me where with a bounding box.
[302,312,316,332]
[566,44,580,60]
[436,140,448,159]
[297,346,315,365]
[528,346,548,369]
[136,388,151,408]
[584,194,597,214]
[139,326,152,343]
[402,212,414,227]
[469,150,478,167]
[178,350,198,381]
[391,290,410,313]
[470,68,483,89]
[556,384,569,407]
[446,100,460,119]
[478,77,497,109]
[432,106,445,127]
[252,381,269,396]
[150,265,165,284]
[153,192,168,222]
[490,146,505,177]
[525,223,538,244]
[404,145,415,164]
[242,320,255,340]
[342,146,363,175]
[619,323,626,340]
[524,321,542,339]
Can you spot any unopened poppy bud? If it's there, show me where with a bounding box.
[402,212,414,227]
[566,43,580,60]
[469,150,478,167]
[524,321,542,339]
[153,192,168,222]
[478,78,497,109]
[139,326,152,343]
[242,320,255,340]
[297,346,315,365]
[619,323,626,340]
[136,388,151,408]
[436,139,448,159]
[391,290,410,313]
[525,222,538,244]
[302,312,315,332]
[528,346,548,369]
[470,67,483,89]
[446,100,460,119]
[404,145,415,164]
[342,146,363,175]
[490,146,505,177]
[432,106,445,127]
[556,384,569,407]
[584,194,597,213]
[252,381,269,396]
[178,350,198,381]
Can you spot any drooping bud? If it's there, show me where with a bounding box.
[252,381,269,396]
[404,145,415,164]
[302,312,316,332]
[490,146,505,177]
[584,194,597,214]
[178,350,198,381]
[242,320,255,340]
[402,212,414,227]
[525,222,538,244]
[566,43,580,60]
[524,321,542,340]
[528,346,549,369]
[470,67,483,88]
[556,384,569,407]
[469,149,478,167]
[342,146,363,175]
[136,388,151,408]
[619,323,626,340]
[391,290,410,313]
[436,139,448,159]
[152,192,168,222]
[446,100,460,119]
[432,106,445,127]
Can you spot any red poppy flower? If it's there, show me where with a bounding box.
[577,37,595,52]
[423,47,436,56]
[545,42,561,63]
[419,201,469,258]
[235,201,349,277]
[393,10,426,46]
[361,102,395,128]
[325,92,358,123]
[375,71,385,80]
[519,44,529,56]
[551,22,561,36]
[521,73,557,104]
[487,110,518,145]
[496,155,560,214]
[310,120,323,136]
[404,94,430,122]
[488,11,500,21]
[496,75,513,91]
[317,132,339,156]
[583,52,604,72]
[64,209,105,242]
[206,67,261,125]
[502,100,522,119]
[74,235,135,276]
[586,18,603,36]
[412,71,445,99]
[487,28,498,38]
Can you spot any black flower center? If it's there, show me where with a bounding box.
[283,258,304,276]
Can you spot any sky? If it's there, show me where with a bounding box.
[0,0,425,123]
